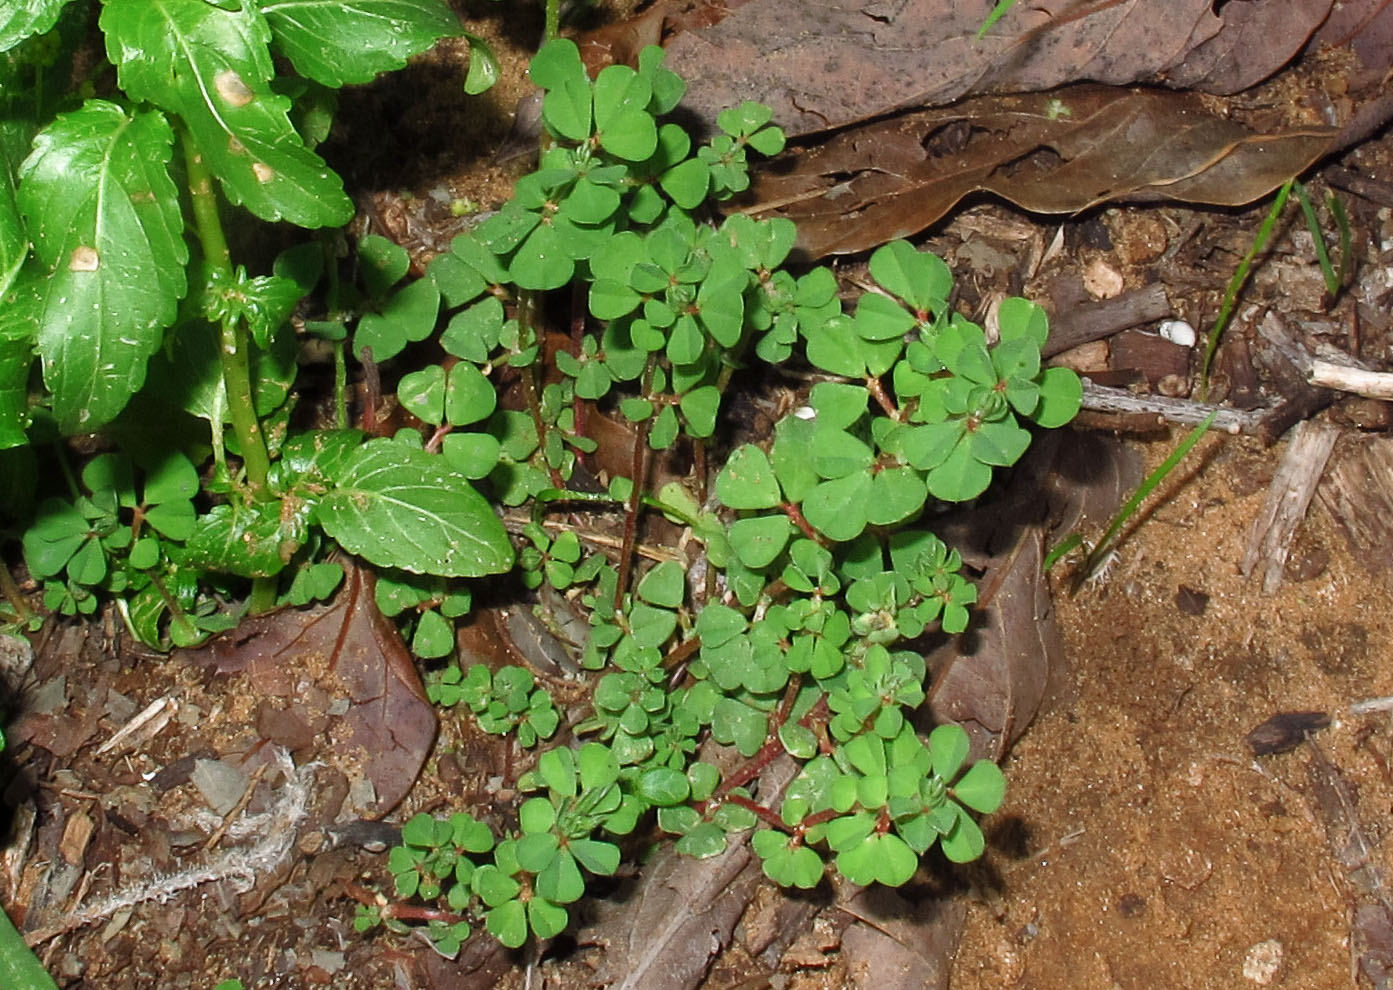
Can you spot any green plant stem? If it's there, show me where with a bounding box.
[334,340,349,430]
[1199,180,1293,397]
[181,129,272,494]
[543,0,560,44]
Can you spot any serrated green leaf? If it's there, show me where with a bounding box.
[18,101,186,433]
[102,0,352,227]
[318,437,514,577]
[259,0,459,88]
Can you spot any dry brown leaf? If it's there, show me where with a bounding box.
[743,86,1335,258]
[660,0,1338,139]
[928,527,1061,762]
[836,885,962,990]
[185,564,436,818]
[582,754,797,989]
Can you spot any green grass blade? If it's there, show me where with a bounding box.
[1081,410,1217,579]
[1199,180,1292,397]
[976,0,1018,39]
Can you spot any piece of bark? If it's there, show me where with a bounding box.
[1108,329,1191,385]
[835,885,963,990]
[1042,283,1172,358]
[1240,419,1339,593]
[1316,437,1393,567]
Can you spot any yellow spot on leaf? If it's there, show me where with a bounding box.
[252,163,275,183]
[215,69,255,108]
[68,245,99,272]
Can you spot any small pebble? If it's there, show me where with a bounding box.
[1242,939,1283,984]
[1158,319,1196,347]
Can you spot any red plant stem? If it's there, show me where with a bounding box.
[359,346,382,436]
[614,357,657,610]
[866,375,899,419]
[722,792,790,831]
[570,282,589,464]
[782,501,819,540]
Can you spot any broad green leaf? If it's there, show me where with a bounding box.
[0,319,30,449]
[146,316,297,424]
[318,437,514,577]
[259,0,459,88]
[1031,366,1083,428]
[729,514,793,569]
[102,0,352,227]
[354,277,440,361]
[801,473,872,542]
[17,102,186,433]
[183,496,308,577]
[0,0,69,53]
[868,240,951,312]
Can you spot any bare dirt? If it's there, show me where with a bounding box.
[6,3,1393,989]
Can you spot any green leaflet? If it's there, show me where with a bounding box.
[257,0,460,88]
[100,0,351,227]
[16,101,186,433]
[319,438,515,577]
[0,121,28,300]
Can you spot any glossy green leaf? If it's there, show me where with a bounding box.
[0,0,69,53]
[398,364,445,425]
[318,437,514,577]
[101,0,352,227]
[0,121,29,301]
[355,277,440,361]
[259,0,460,88]
[17,101,186,433]
[952,759,1006,814]
[446,361,496,427]
[462,31,499,94]
[868,240,951,312]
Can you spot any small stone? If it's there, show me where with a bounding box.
[1242,939,1283,984]
[1175,585,1210,616]
[191,758,250,817]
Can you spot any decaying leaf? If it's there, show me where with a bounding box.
[184,563,436,818]
[837,885,963,990]
[659,0,1345,139]
[928,527,1062,762]
[743,86,1335,258]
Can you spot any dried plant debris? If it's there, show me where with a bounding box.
[744,86,1336,258]
[1245,710,1330,756]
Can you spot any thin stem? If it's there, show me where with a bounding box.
[615,357,657,610]
[0,563,35,625]
[181,127,271,493]
[544,0,560,44]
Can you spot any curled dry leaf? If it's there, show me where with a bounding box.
[183,563,436,818]
[743,85,1335,258]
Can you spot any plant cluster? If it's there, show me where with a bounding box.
[0,2,1082,964]
[0,0,514,642]
[349,39,1079,952]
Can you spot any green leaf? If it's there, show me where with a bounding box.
[17,101,186,433]
[925,440,992,502]
[0,121,30,301]
[318,437,514,577]
[729,514,793,569]
[928,723,970,781]
[527,898,569,940]
[462,31,499,94]
[1031,366,1083,429]
[259,0,460,88]
[398,364,445,425]
[445,361,496,427]
[358,234,409,297]
[355,278,440,361]
[836,832,918,886]
[868,240,951,312]
[636,559,685,608]
[101,0,352,227]
[0,0,69,53]
[593,64,656,161]
[715,445,781,510]
[801,473,872,543]
[938,804,986,863]
[679,385,719,439]
[952,760,1006,814]
[485,899,527,948]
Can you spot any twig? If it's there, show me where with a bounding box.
[1079,379,1259,434]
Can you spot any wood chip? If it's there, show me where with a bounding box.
[1240,419,1339,592]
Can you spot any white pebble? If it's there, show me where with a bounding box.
[1159,319,1197,347]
